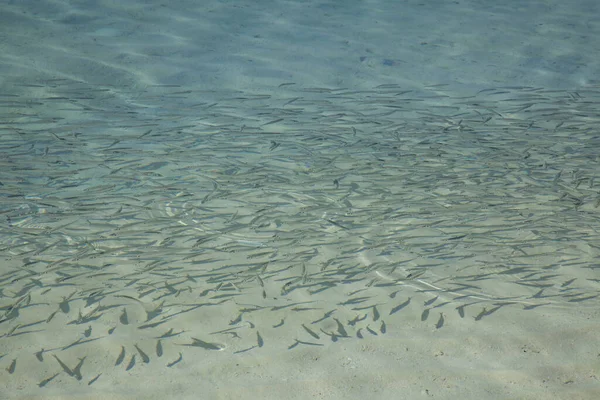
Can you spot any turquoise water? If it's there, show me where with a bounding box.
[1,1,599,399]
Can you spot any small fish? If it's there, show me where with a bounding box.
[424,296,439,307]
[334,318,349,337]
[88,374,101,386]
[73,357,86,380]
[372,305,380,321]
[325,219,348,230]
[474,307,488,321]
[53,355,74,377]
[380,320,387,334]
[46,310,58,323]
[229,312,244,325]
[7,359,16,374]
[287,340,324,350]
[365,325,378,336]
[302,324,320,340]
[125,355,136,371]
[167,353,183,368]
[233,346,257,354]
[436,313,445,329]
[339,296,371,306]
[156,340,163,357]
[262,118,284,126]
[158,328,184,338]
[38,373,59,388]
[320,329,339,342]
[115,346,126,366]
[257,332,264,348]
[287,340,300,350]
[135,344,150,363]
[348,314,368,326]
[120,308,129,325]
[184,338,225,351]
[311,309,336,324]
[59,297,71,313]
[568,295,598,303]
[145,301,165,321]
[389,298,411,315]
[421,308,430,321]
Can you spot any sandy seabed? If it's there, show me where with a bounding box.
[1,1,600,399]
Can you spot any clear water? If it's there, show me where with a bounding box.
[1,1,599,399]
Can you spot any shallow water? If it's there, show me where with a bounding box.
[1,1,600,399]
